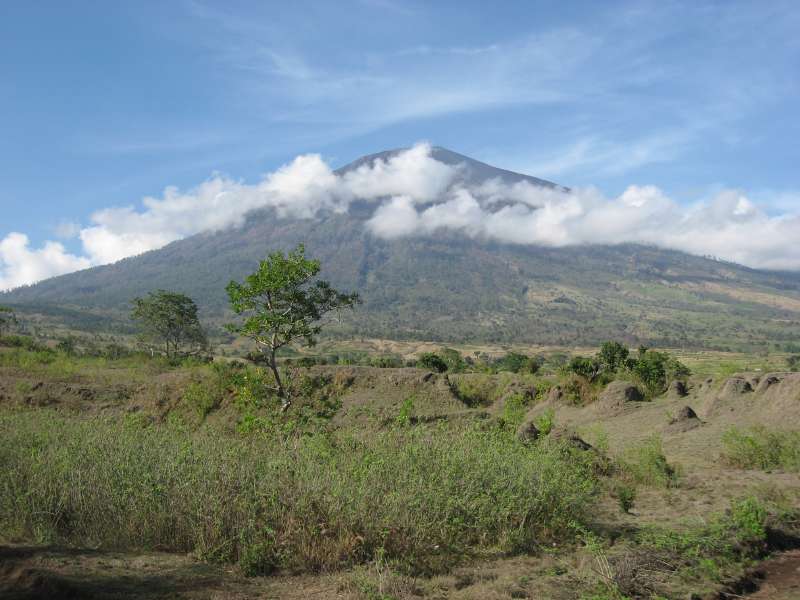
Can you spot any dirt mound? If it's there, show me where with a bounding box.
[549,426,593,451]
[516,419,540,444]
[721,376,754,396]
[306,366,465,426]
[664,405,702,434]
[700,372,800,423]
[594,381,645,416]
[666,380,689,398]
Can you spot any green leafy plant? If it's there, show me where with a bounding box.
[225,244,359,410]
[416,352,448,373]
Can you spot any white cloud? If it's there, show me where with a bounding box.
[2,143,800,292]
[0,233,90,291]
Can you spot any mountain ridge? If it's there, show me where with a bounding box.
[3,148,800,350]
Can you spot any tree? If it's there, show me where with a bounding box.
[568,356,602,382]
[0,306,16,336]
[417,352,448,373]
[598,341,630,373]
[131,290,208,360]
[226,244,359,410]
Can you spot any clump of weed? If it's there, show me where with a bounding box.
[183,380,220,418]
[618,435,680,488]
[613,483,637,514]
[395,396,415,427]
[721,426,800,472]
[533,408,556,435]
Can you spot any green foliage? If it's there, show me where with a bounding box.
[565,342,689,397]
[613,482,636,514]
[568,356,602,382]
[630,349,690,396]
[225,244,359,403]
[619,435,679,488]
[787,355,800,372]
[416,352,448,373]
[131,290,208,360]
[494,352,541,374]
[636,496,774,582]
[721,426,800,472]
[183,380,221,418]
[501,393,527,428]
[533,408,556,436]
[395,396,415,427]
[0,412,599,575]
[370,354,404,368]
[598,341,630,373]
[438,347,467,373]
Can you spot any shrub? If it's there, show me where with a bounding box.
[0,412,599,575]
[183,380,221,418]
[721,426,800,472]
[787,355,800,372]
[501,393,527,428]
[495,352,541,374]
[598,341,629,373]
[533,408,556,436]
[451,374,503,407]
[370,355,404,369]
[568,356,601,382]
[613,482,637,514]
[619,435,679,487]
[416,352,448,373]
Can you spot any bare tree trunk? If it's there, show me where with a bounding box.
[266,347,291,411]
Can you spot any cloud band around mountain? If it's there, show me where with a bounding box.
[2,143,799,291]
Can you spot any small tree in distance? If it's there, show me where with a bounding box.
[226,244,359,410]
[131,290,208,360]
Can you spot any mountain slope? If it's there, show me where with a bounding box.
[4,148,800,350]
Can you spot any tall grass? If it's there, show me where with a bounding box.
[0,411,598,575]
[722,426,800,472]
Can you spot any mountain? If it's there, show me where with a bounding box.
[4,148,800,351]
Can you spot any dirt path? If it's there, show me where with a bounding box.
[741,550,800,600]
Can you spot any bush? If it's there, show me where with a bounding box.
[416,352,448,373]
[619,435,679,487]
[567,356,601,382]
[721,426,800,472]
[495,352,541,374]
[0,413,599,575]
[787,355,800,372]
[370,355,404,369]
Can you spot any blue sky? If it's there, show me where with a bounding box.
[1,0,799,288]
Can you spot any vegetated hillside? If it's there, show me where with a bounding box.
[4,148,800,350]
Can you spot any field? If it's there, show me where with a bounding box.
[1,341,800,599]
